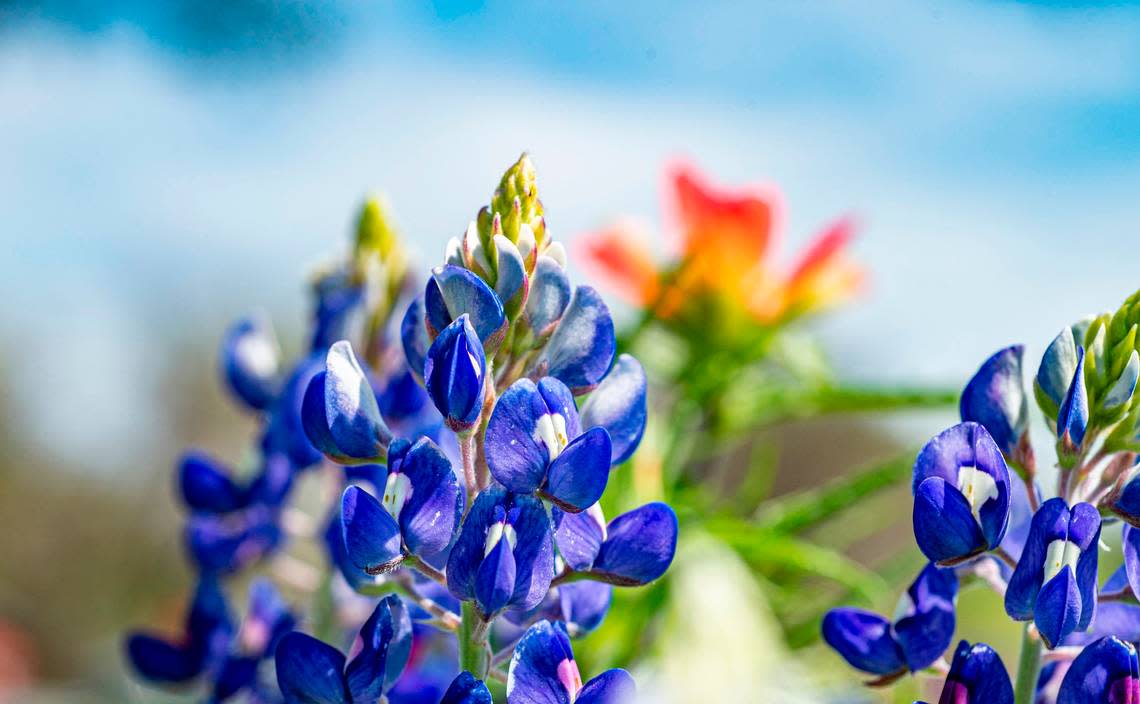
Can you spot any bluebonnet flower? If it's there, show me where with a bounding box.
[127,579,294,702]
[446,487,555,617]
[1005,498,1101,648]
[918,640,1013,704]
[186,505,284,576]
[258,353,326,471]
[532,286,616,394]
[822,563,957,680]
[401,295,431,379]
[578,353,648,466]
[441,672,492,704]
[911,422,1012,566]
[221,314,282,411]
[302,341,393,464]
[552,502,678,586]
[275,595,412,704]
[425,264,508,351]
[1057,636,1140,704]
[179,451,293,516]
[126,578,231,686]
[485,377,611,512]
[424,315,488,432]
[507,620,635,704]
[340,436,463,574]
[960,345,1030,457]
[311,269,366,353]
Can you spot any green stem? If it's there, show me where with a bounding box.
[458,602,491,680]
[1013,623,1044,704]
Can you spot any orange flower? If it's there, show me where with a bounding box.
[576,160,864,325]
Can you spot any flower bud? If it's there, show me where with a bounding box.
[424,315,487,432]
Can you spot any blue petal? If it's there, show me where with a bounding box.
[221,315,281,411]
[592,503,677,586]
[378,368,429,421]
[212,656,260,701]
[508,494,557,611]
[579,355,647,465]
[1006,497,1071,621]
[324,341,392,460]
[310,272,365,353]
[893,563,958,672]
[301,371,345,461]
[262,355,325,469]
[1080,602,1140,644]
[912,476,987,565]
[960,345,1028,456]
[942,640,1014,704]
[476,534,518,616]
[442,672,493,704]
[275,632,350,704]
[1070,502,1102,632]
[525,256,572,337]
[125,635,203,683]
[506,620,575,704]
[424,315,487,430]
[1036,568,1083,649]
[243,578,294,657]
[340,486,403,574]
[1104,350,1140,411]
[398,438,463,558]
[821,608,906,676]
[401,296,430,379]
[912,422,1011,550]
[447,488,504,603]
[245,453,295,508]
[552,506,606,571]
[542,428,611,512]
[494,235,529,315]
[537,377,582,439]
[1113,478,1140,527]
[576,669,636,704]
[346,595,413,702]
[178,451,245,514]
[1124,526,1140,601]
[1058,346,1089,445]
[1058,636,1140,704]
[485,379,554,493]
[426,265,507,348]
[186,509,282,575]
[558,582,613,635]
[1037,324,1083,411]
[537,286,616,394]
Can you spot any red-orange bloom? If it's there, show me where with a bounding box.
[576,160,864,324]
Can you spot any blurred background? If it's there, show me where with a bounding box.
[5,1,1140,701]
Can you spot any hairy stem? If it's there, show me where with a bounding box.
[460,432,479,507]
[458,602,492,680]
[1013,623,1044,704]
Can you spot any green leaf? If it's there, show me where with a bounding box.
[750,452,915,535]
[705,524,890,603]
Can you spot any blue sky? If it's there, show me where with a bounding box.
[5,1,1140,471]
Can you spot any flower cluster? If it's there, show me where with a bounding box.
[124,156,677,703]
[824,294,1140,703]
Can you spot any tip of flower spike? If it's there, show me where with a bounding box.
[354,196,401,261]
[485,153,545,247]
